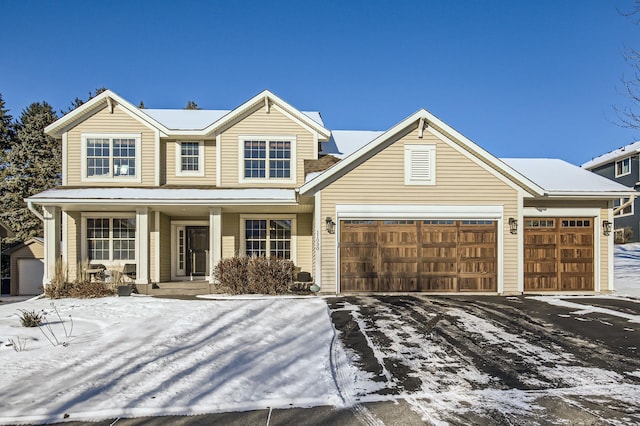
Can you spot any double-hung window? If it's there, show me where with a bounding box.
[240,136,296,182]
[176,141,204,176]
[242,216,295,260]
[82,134,141,182]
[615,157,631,177]
[85,216,136,262]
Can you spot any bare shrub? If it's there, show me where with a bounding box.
[614,226,634,244]
[214,257,249,293]
[45,260,115,299]
[17,309,43,327]
[215,256,294,295]
[247,257,294,295]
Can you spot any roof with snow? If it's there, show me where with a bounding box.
[321,130,385,158]
[502,158,636,196]
[143,109,324,131]
[581,140,640,170]
[27,188,298,205]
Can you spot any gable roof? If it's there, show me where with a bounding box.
[581,140,640,170]
[2,238,44,256]
[300,109,547,197]
[502,158,636,197]
[45,90,331,140]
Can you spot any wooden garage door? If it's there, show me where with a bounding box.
[524,217,594,291]
[340,220,497,292]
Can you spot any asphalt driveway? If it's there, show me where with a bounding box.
[327,295,640,425]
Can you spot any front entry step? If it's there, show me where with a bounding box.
[135,281,214,296]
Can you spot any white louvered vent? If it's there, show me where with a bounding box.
[405,145,436,185]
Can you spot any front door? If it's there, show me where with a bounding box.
[187,226,209,277]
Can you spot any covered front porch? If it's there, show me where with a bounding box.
[28,188,315,291]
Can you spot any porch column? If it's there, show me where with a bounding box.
[209,207,222,283]
[135,207,150,284]
[43,206,60,286]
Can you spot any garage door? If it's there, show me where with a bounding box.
[524,217,594,291]
[18,258,44,295]
[340,220,497,292]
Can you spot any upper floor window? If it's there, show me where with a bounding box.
[239,136,296,183]
[81,133,141,182]
[176,141,204,176]
[615,157,631,177]
[405,144,436,185]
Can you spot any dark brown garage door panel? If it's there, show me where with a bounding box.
[340,220,497,292]
[524,217,594,292]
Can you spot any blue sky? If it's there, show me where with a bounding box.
[2,0,639,165]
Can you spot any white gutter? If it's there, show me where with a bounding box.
[26,198,298,206]
[27,200,44,221]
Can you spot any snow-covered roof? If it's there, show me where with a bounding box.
[321,130,385,158]
[501,158,637,197]
[581,141,640,170]
[143,109,324,131]
[27,187,298,205]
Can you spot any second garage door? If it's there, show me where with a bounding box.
[340,220,497,292]
[524,217,594,291]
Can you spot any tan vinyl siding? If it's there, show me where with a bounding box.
[296,213,313,275]
[159,212,171,282]
[320,126,520,294]
[149,212,156,281]
[163,139,217,186]
[9,242,44,295]
[66,105,156,186]
[222,213,240,258]
[219,105,316,187]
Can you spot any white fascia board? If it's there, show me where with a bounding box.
[201,90,331,139]
[45,90,170,137]
[300,109,546,196]
[336,204,504,219]
[542,190,638,198]
[27,198,298,206]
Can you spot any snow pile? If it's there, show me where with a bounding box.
[0,296,356,424]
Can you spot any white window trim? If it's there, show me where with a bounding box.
[80,213,137,266]
[175,141,205,177]
[404,144,436,185]
[615,157,631,178]
[614,197,634,218]
[238,135,297,184]
[81,133,142,183]
[239,214,297,264]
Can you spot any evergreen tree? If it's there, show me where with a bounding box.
[185,100,200,110]
[0,102,59,242]
[64,87,109,114]
[138,100,145,109]
[0,93,14,151]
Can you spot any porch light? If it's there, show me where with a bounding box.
[602,220,612,236]
[509,218,518,235]
[325,217,336,234]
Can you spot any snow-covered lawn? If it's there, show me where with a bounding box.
[615,242,640,298]
[0,297,370,424]
[0,243,639,424]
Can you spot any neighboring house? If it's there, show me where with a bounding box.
[3,238,44,295]
[582,141,640,243]
[0,222,16,294]
[26,90,635,295]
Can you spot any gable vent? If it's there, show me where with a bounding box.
[405,144,436,185]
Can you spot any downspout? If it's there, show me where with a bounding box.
[27,200,44,222]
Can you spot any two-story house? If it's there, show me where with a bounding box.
[582,142,640,243]
[25,90,635,296]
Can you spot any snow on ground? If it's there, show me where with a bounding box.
[614,242,640,298]
[0,296,375,424]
